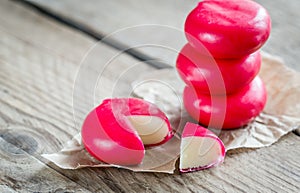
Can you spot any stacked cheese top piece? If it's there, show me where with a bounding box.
[176,0,271,129]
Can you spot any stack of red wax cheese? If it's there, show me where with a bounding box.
[176,0,271,129]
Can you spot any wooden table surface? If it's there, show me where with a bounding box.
[1,0,299,192]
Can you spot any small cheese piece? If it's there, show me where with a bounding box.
[180,122,225,173]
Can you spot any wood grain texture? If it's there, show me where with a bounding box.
[0,138,89,192]
[0,1,153,192]
[29,0,300,71]
[1,0,299,192]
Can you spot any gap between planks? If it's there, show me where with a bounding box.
[13,0,171,69]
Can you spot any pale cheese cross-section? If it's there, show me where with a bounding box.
[180,136,223,169]
[127,115,169,145]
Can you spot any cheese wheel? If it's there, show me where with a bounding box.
[185,0,271,58]
[183,77,267,129]
[176,43,261,95]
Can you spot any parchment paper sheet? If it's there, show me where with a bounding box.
[43,53,300,173]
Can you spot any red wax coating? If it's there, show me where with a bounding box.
[176,43,261,95]
[81,98,173,166]
[183,77,267,129]
[185,0,271,58]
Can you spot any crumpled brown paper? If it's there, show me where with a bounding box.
[42,53,300,173]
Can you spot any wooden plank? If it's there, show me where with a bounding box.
[0,1,154,192]
[28,0,300,71]
[1,0,299,192]
[0,138,90,192]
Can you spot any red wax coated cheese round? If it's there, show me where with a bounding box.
[185,0,271,58]
[176,43,261,95]
[183,77,267,129]
[82,98,173,166]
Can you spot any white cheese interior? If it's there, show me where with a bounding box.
[127,115,169,145]
[180,136,222,169]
